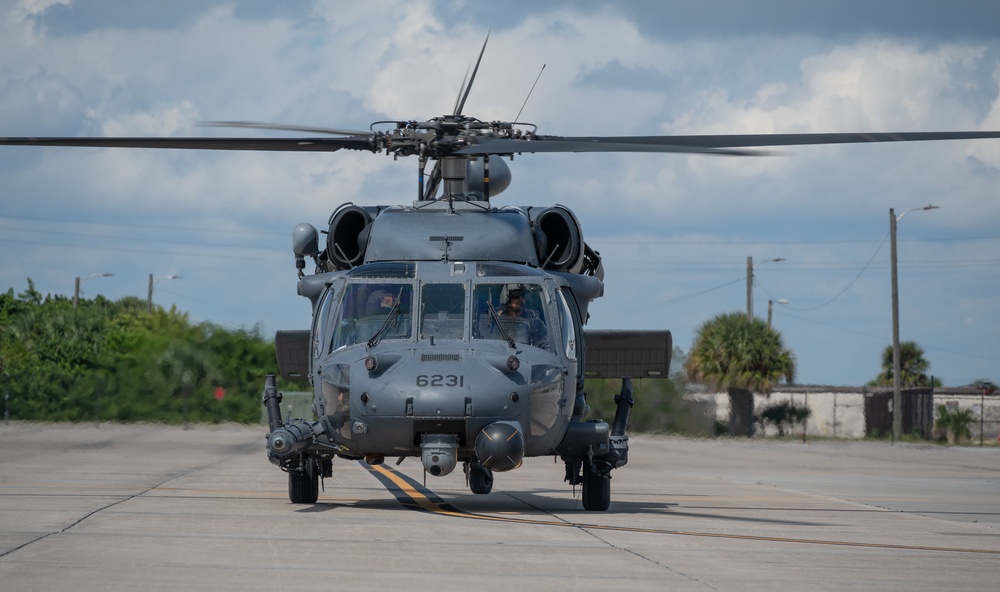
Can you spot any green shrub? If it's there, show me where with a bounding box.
[756,400,811,436]
[935,405,974,443]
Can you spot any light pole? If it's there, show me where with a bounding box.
[147,273,181,313]
[890,204,938,443]
[74,273,114,310]
[747,256,785,320]
[767,298,789,329]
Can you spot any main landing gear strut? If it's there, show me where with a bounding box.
[563,377,634,511]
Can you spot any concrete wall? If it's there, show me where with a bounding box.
[690,386,1000,441]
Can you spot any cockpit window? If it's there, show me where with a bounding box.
[556,289,577,360]
[314,287,335,358]
[473,283,551,351]
[419,283,466,340]
[330,282,413,350]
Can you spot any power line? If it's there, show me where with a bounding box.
[659,276,745,305]
[596,235,1000,246]
[783,230,890,312]
[0,237,280,261]
[0,213,286,237]
[0,226,278,252]
[619,260,1000,271]
[774,310,1000,365]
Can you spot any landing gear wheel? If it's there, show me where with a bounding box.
[288,467,319,504]
[582,463,610,511]
[469,465,494,495]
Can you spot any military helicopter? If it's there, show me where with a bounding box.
[4,38,1000,511]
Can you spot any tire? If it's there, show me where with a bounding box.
[469,466,494,495]
[582,464,610,511]
[288,469,319,504]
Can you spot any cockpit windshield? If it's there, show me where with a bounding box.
[473,283,551,351]
[330,282,413,351]
[326,277,554,352]
[419,283,466,340]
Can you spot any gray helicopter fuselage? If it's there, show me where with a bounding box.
[306,259,580,461]
[266,196,611,488]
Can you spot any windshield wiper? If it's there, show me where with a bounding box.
[367,291,403,348]
[486,299,516,349]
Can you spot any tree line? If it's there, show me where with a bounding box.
[1,279,962,436]
[0,280,301,424]
[0,279,699,430]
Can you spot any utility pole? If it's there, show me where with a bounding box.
[148,273,180,313]
[74,273,113,311]
[767,299,788,329]
[890,208,901,443]
[890,205,938,443]
[747,257,784,321]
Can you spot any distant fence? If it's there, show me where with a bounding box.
[863,388,934,439]
[692,386,1000,443]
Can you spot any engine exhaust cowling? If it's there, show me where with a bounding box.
[531,206,584,273]
[326,205,374,270]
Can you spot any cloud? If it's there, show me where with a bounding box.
[1,0,999,386]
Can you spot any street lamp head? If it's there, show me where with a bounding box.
[753,257,785,269]
[80,272,114,284]
[895,204,940,222]
[777,298,789,304]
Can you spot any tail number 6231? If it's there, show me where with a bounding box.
[416,375,465,387]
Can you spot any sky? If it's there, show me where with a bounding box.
[1,0,998,387]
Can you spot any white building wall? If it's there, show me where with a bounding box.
[696,390,868,439]
[693,388,1000,440]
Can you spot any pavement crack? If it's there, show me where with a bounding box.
[500,491,720,590]
[0,454,239,560]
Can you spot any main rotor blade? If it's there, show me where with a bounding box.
[0,136,376,152]
[460,130,1000,155]
[203,121,371,136]
[458,139,768,156]
[454,31,490,116]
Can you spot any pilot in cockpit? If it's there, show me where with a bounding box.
[500,288,547,346]
[366,287,396,315]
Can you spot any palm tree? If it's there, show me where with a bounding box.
[685,312,795,436]
[873,341,934,387]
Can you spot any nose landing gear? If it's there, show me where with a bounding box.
[465,461,494,494]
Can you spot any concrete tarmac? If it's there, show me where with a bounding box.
[0,423,997,591]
